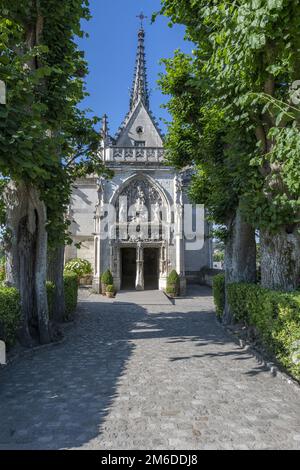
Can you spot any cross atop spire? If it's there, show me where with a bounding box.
[136,12,148,29]
[130,19,150,111]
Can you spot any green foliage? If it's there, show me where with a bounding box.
[0,1,109,248]
[167,270,180,287]
[64,258,92,279]
[47,274,77,321]
[0,287,20,348]
[159,0,300,234]
[227,283,300,381]
[63,272,78,320]
[101,270,113,286]
[106,285,115,294]
[213,251,224,263]
[165,286,176,296]
[212,274,225,319]
[0,257,5,282]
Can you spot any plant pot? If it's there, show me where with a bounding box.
[167,283,179,296]
[106,292,115,299]
[165,289,176,299]
[101,283,107,296]
[79,275,93,286]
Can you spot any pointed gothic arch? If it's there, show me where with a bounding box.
[110,173,172,222]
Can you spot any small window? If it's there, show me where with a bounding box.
[134,141,146,147]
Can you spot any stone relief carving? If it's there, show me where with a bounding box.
[116,178,163,221]
[175,174,183,206]
[115,178,164,242]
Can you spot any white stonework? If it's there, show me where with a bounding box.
[66,26,212,292]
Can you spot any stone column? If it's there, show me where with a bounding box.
[159,242,168,291]
[93,206,101,293]
[136,243,144,291]
[174,174,186,294]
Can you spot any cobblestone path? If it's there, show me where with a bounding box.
[0,286,299,450]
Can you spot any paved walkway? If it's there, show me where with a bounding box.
[0,286,299,450]
[116,289,172,305]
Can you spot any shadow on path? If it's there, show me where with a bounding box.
[0,301,145,449]
[0,288,297,450]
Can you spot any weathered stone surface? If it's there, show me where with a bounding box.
[0,286,299,450]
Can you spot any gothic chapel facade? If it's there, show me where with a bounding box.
[66,25,212,292]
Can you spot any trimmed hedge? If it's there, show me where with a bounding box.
[166,286,176,296]
[64,272,78,319]
[47,274,78,321]
[101,269,113,286]
[212,274,225,319]
[0,274,78,349]
[167,270,180,286]
[226,283,300,381]
[106,284,115,293]
[0,287,21,348]
[167,270,180,296]
[0,266,5,283]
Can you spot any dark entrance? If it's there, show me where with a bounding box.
[144,248,159,290]
[121,248,136,290]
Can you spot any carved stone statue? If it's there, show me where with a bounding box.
[97,177,105,206]
[119,197,128,223]
[153,201,161,223]
[175,174,183,206]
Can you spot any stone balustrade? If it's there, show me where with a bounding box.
[102,147,165,164]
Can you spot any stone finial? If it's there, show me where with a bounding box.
[101,114,109,138]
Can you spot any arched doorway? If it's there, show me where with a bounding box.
[111,174,170,291]
[144,248,159,290]
[121,247,136,290]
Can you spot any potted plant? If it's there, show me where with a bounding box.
[167,270,180,296]
[101,269,113,295]
[106,284,115,299]
[64,258,93,285]
[165,286,176,299]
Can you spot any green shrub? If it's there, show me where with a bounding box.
[106,284,115,293]
[46,275,78,321]
[212,274,225,319]
[64,273,78,319]
[0,257,5,283]
[0,287,21,348]
[166,286,176,296]
[64,258,92,279]
[101,269,113,286]
[167,270,180,287]
[227,282,300,381]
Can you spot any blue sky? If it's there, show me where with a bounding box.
[77,0,192,136]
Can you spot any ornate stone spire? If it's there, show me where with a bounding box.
[130,18,150,111]
[101,114,109,138]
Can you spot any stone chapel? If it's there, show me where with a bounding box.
[65,24,212,293]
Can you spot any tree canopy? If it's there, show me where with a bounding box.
[159,0,300,231]
[0,0,108,245]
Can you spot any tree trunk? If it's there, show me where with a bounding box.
[47,244,65,323]
[260,227,300,291]
[223,207,257,324]
[5,181,51,346]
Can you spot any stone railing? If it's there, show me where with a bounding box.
[102,147,165,164]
